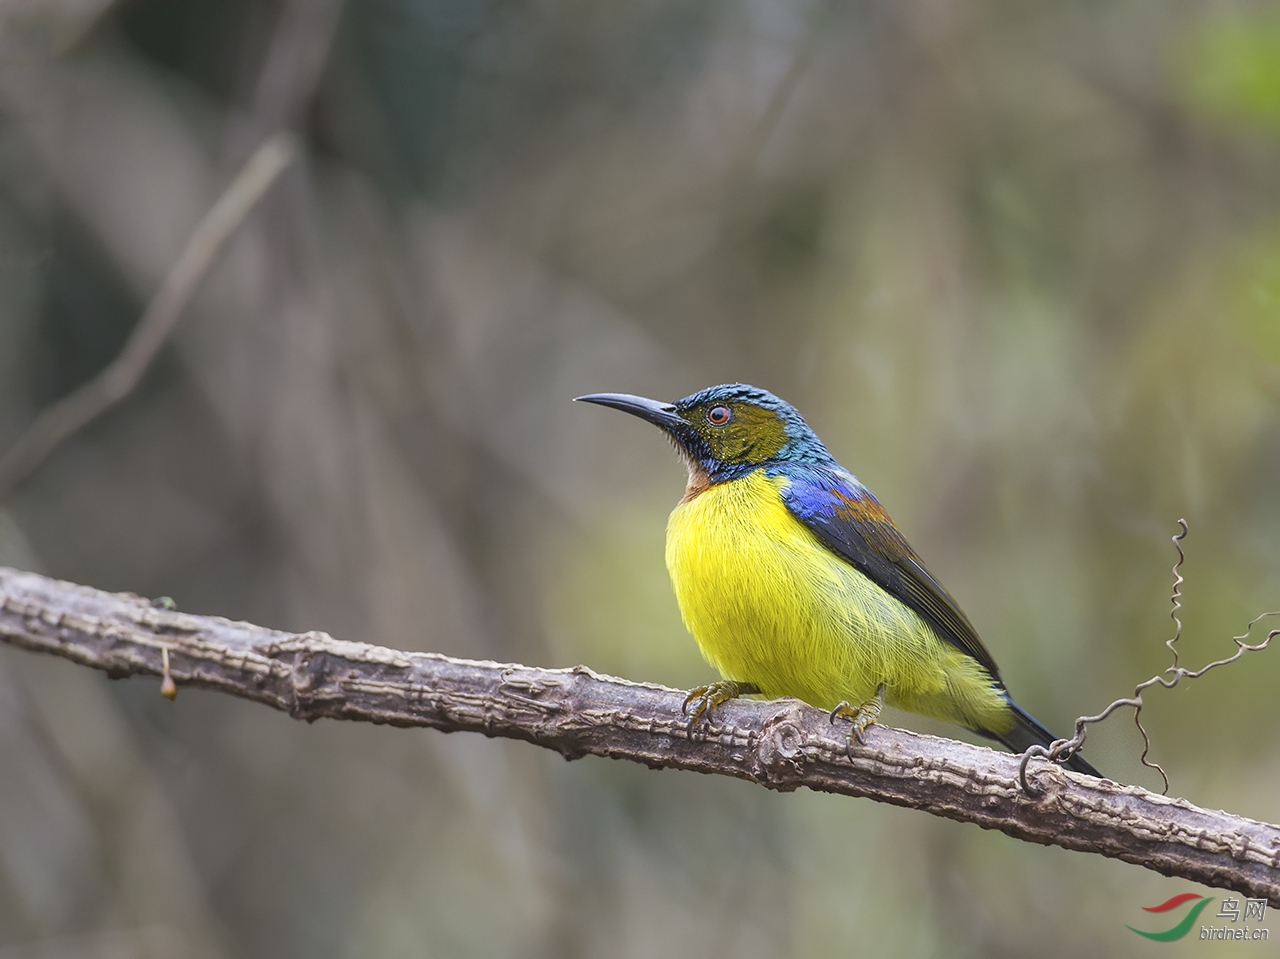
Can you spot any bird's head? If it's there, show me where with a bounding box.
[576,383,834,488]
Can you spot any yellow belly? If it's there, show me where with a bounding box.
[664,470,1011,733]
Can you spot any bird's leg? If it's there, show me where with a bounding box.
[830,682,887,752]
[682,681,761,727]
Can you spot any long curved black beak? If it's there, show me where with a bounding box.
[574,392,688,434]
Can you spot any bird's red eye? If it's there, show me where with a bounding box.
[707,406,732,425]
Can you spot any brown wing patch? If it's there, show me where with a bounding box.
[831,489,914,560]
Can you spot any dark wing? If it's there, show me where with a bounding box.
[777,465,1004,684]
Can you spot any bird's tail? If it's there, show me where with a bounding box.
[987,699,1102,778]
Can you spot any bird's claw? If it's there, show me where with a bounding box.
[830,683,886,756]
[682,680,759,730]
[682,684,715,726]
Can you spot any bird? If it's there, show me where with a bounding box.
[576,383,1100,777]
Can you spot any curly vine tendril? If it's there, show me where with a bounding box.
[1020,520,1280,796]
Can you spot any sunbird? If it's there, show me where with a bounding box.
[577,383,1100,777]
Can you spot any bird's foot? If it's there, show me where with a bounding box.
[682,681,760,728]
[830,682,887,754]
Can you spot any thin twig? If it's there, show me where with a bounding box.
[1021,520,1280,794]
[0,133,297,502]
[2,565,1280,905]
[222,0,344,166]
[718,0,836,233]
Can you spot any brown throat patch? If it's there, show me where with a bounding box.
[681,462,713,502]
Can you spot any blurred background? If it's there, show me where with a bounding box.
[1,0,1279,956]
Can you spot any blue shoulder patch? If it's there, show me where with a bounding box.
[767,462,872,521]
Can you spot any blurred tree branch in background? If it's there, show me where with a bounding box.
[2,565,1278,907]
[222,0,345,165]
[0,133,295,501]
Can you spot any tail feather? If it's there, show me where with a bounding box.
[985,699,1102,778]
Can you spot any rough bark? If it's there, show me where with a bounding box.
[2,565,1278,905]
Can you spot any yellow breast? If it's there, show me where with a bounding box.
[664,469,1008,730]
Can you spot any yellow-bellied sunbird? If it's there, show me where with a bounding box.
[577,383,1100,777]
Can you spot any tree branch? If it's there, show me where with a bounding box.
[2,565,1278,905]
